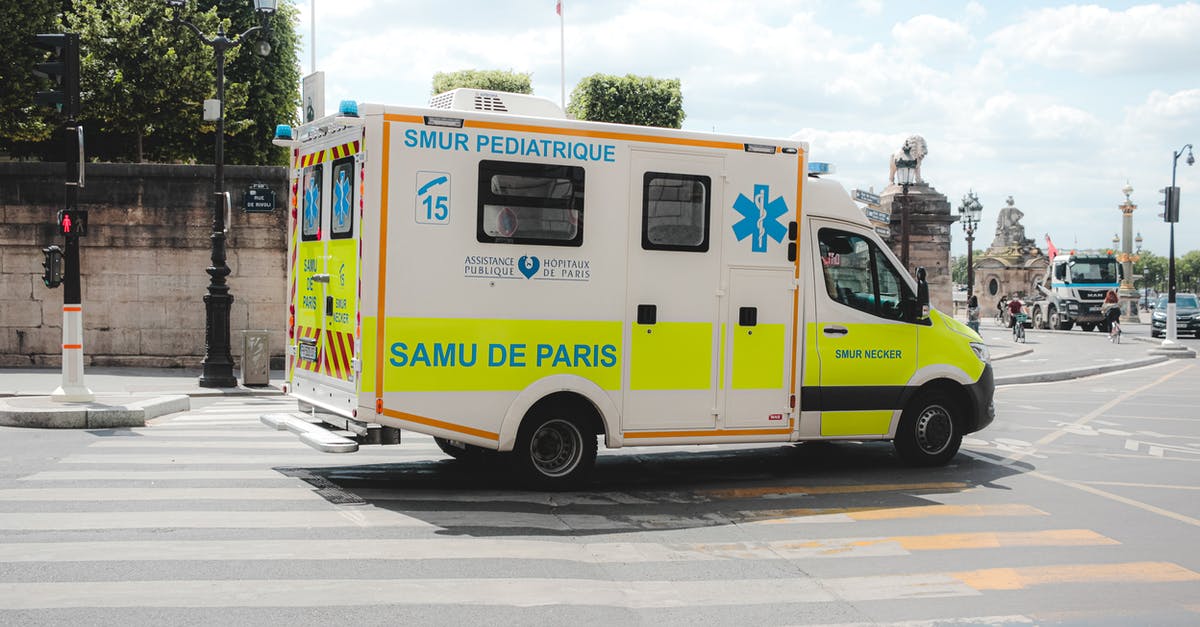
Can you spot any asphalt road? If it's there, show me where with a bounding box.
[1,359,1198,625]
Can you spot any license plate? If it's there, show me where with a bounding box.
[299,343,318,362]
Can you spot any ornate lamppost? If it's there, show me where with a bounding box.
[893,158,917,270]
[165,0,276,387]
[1115,184,1141,322]
[957,190,983,296]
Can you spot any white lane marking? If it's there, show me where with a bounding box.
[0,509,430,531]
[0,488,325,502]
[87,440,307,449]
[19,470,290,481]
[0,576,975,609]
[59,455,417,465]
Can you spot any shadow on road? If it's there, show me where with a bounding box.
[278,442,1032,537]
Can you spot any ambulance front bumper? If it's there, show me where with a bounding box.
[963,364,995,434]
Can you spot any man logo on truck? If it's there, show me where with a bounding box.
[733,183,788,252]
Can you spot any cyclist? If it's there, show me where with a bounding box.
[1007,295,1026,342]
[966,294,981,333]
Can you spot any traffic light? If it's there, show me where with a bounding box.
[41,246,64,289]
[1160,186,1180,223]
[57,209,88,236]
[31,33,80,117]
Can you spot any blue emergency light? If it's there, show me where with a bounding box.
[808,161,836,175]
[275,124,293,140]
[338,100,359,117]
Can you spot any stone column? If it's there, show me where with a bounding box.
[1117,186,1141,323]
[882,183,958,313]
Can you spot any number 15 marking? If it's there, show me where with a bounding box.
[416,171,450,225]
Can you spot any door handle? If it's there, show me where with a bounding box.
[822,325,849,336]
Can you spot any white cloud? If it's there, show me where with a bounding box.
[891,14,973,59]
[989,3,1200,74]
[856,0,883,17]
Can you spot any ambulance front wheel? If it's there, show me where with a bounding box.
[512,413,597,490]
[894,390,963,467]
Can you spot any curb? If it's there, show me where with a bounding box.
[994,355,1170,386]
[0,395,190,429]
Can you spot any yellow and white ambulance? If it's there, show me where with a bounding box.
[265,89,994,488]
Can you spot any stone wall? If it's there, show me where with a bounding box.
[0,162,288,369]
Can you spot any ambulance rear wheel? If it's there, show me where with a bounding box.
[512,414,596,490]
[894,391,962,467]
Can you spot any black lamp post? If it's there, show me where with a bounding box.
[1165,143,1194,345]
[166,0,275,387]
[894,158,917,270]
[958,190,983,297]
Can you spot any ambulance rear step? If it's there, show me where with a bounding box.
[260,413,401,453]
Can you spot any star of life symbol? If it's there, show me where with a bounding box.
[732,184,788,252]
[303,176,320,232]
[333,170,351,231]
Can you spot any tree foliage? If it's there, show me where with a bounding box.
[0,0,63,155]
[432,70,532,96]
[1,0,298,165]
[567,73,685,128]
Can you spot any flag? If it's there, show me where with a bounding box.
[556,0,561,16]
[1045,234,1057,260]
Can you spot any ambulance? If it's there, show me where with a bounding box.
[264,89,994,488]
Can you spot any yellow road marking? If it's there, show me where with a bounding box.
[889,528,1116,551]
[702,482,967,499]
[953,561,1200,591]
[749,503,1047,523]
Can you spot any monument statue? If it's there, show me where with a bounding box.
[989,195,1036,251]
[888,135,928,184]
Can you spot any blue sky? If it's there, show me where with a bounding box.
[296,1,1200,257]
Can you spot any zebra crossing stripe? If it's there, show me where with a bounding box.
[0,487,328,501]
[18,470,289,481]
[746,503,1048,524]
[0,529,1119,563]
[0,509,430,530]
[1,562,1194,609]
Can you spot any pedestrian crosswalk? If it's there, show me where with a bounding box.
[1,396,1197,624]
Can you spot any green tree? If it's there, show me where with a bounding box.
[68,0,223,162]
[0,0,63,156]
[567,73,685,128]
[951,254,967,285]
[1178,249,1200,293]
[432,70,532,95]
[206,0,301,166]
[1134,250,1166,293]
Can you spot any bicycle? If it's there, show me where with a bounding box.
[1012,313,1027,343]
[1109,318,1122,344]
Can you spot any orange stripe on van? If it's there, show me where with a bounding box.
[381,408,500,441]
[375,121,393,402]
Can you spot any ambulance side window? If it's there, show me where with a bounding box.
[819,228,913,322]
[301,164,323,242]
[641,172,710,252]
[329,157,355,240]
[477,160,585,247]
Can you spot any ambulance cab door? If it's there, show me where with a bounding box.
[811,224,918,438]
[623,152,724,431]
[294,160,327,381]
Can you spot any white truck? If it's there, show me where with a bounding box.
[263,89,994,488]
[1029,250,1120,331]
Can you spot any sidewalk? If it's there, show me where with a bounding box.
[0,368,284,429]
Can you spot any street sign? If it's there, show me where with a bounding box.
[244,183,275,213]
[875,226,891,238]
[865,208,890,223]
[853,189,881,206]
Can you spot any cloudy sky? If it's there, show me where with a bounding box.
[297,0,1200,257]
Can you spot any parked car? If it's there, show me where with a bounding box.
[1150,293,1200,338]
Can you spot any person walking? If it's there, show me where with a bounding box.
[1103,289,1121,342]
[966,294,981,334]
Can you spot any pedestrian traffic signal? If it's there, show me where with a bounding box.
[1159,186,1180,223]
[57,209,87,236]
[41,246,64,289]
[31,33,80,117]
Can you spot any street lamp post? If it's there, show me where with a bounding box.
[166,0,276,387]
[957,190,983,296]
[1165,143,1194,346]
[1115,184,1140,322]
[894,158,917,270]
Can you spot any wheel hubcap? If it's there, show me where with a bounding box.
[915,404,954,455]
[529,419,583,477]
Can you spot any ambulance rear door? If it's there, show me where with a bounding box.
[290,132,363,415]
